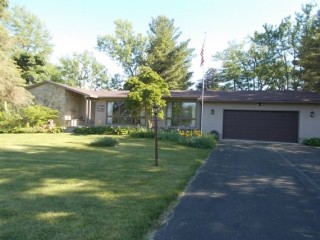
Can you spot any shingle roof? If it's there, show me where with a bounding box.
[95,90,129,98]
[28,81,320,104]
[27,81,100,98]
[200,90,320,104]
[166,90,202,99]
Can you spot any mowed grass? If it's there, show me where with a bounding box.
[0,133,211,240]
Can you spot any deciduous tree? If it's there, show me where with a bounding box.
[6,5,53,83]
[124,66,169,127]
[213,2,319,92]
[97,19,146,77]
[0,0,32,110]
[58,51,109,90]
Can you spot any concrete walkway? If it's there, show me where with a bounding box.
[152,141,320,240]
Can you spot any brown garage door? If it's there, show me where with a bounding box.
[223,110,299,143]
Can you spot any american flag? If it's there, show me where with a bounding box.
[200,45,204,67]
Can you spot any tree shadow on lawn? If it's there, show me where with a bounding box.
[0,141,197,239]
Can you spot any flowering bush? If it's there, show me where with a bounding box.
[176,129,216,149]
[130,128,216,149]
[178,129,202,138]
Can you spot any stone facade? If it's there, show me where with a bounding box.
[28,82,88,126]
[28,83,66,125]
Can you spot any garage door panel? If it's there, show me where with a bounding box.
[223,110,298,143]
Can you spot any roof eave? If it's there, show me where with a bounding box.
[199,98,320,104]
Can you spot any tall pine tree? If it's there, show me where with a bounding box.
[298,5,320,92]
[146,16,194,90]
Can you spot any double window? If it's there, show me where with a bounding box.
[106,102,145,125]
[166,102,196,128]
[106,101,196,128]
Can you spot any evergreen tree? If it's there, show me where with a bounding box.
[109,73,123,90]
[147,16,194,90]
[196,68,220,90]
[298,4,320,92]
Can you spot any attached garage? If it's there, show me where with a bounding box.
[223,110,299,143]
[201,91,320,143]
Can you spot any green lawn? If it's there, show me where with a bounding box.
[0,133,211,240]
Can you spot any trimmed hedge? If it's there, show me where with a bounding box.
[1,126,63,134]
[73,126,136,135]
[130,128,216,149]
[303,137,320,147]
[129,130,155,138]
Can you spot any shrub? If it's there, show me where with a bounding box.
[73,126,136,135]
[73,126,108,135]
[23,105,59,127]
[0,109,23,133]
[179,129,202,138]
[112,126,132,135]
[178,134,216,149]
[303,137,320,147]
[158,129,180,141]
[89,137,120,147]
[0,105,61,134]
[129,128,155,138]
[130,128,216,149]
[210,130,220,141]
[10,126,64,134]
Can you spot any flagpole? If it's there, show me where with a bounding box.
[200,32,206,133]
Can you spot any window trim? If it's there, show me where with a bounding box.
[106,101,146,126]
[166,101,197,128]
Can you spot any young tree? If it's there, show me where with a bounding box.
[6,5,53,83]
[124,66,170,127]
[97,19,146,77]
[147,16,194,90]
[58,51,109,90]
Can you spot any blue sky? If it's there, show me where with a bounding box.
[9,0,315,84]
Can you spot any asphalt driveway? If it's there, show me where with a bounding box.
[152,141,320,240]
